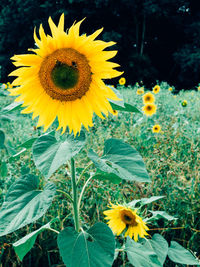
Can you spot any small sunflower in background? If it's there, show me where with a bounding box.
[181,100,187,107]
[168,87,173,92]
[197,86,200,92]
[104,203,149,241]
[153,85,160,94]
[143,92,155,104]
[152,124,161,133]
[9,14,123,135]
[2,83,7,89]
[112,110,118,116]
[119,77,126,85]
[136,87,144,95]
[142,103,157,116]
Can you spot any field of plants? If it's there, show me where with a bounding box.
[0,81,199,266]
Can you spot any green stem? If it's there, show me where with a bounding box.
[49,227,60,234]
[56,189,73,203]
[71,158,80,232]
[78,176,92,212]
[76,162,93,186]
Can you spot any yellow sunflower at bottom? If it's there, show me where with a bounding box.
[142,103,157,116]
[9,14,123,135]
[104,203,149,241]
[152,124,161,133]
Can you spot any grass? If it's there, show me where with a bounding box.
[0,83,200,266]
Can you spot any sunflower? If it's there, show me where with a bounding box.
[119,77,126,85]
[153,85,160,94]
[104,203,149,241]
[181,100,187,107]
[2,83,7,89]
[197,86,200,92]
[168,87,173,92]
[136,87,144,95]
[143,92,155,104]
[112,109,118,116]
[9,14,122,135]
[142,103,157,116]
[152,124,161,133]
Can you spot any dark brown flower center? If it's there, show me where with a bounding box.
[121,210,138,226]
[39,48,92,101]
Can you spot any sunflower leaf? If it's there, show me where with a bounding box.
[0,174,56,237]
[148,210,177,221]
[32,131,85,179]
[57,222,115,267]
[13,221,52,261]
[125,237,162,267]
[142,234,169,265]
[88,138,150,183]
[168,241,200,265]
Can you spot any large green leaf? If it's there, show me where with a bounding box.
[108,87,141,113]
[110,102,141,113]
[125,237,162,267]
[168,241,200,265]
[13,221,52,261]
[32,131,85,178]
[0,174,56,237]
[88,138,150,183]
[57,222,115,267]
[144,234,168,265]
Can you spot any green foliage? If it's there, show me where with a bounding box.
[57,222,115,267]
[168,241,200,265]
[32,131,86,179]
[88,138,150,183]
[0,174,56,236]
[125,236,162,267]
[13,221,53,261]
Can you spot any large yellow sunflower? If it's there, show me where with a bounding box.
[104,203,149,241]
[9,14,122,135]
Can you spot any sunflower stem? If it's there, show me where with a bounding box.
[70,158,80,232]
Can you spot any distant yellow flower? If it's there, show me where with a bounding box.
[197,86,200,91]
[168,87,173,92]
[153,85,160,94]
[152,124,161,133]
[136,87,144,95]
[173,95,177,98]
[143,92,155,104]
[9,14,122,135]
[112,110,118,116]
[104,203,149,241]
[181,100,187,107]
[142,103,157,116]
[2,83,7,89]
[119,77,126,85]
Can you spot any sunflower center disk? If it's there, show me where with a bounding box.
[39,48,92,101]
[121,210,138,226]
[51,63,79,90]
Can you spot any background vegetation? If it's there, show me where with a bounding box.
[0,83,199,266]
[1,0,200,90]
